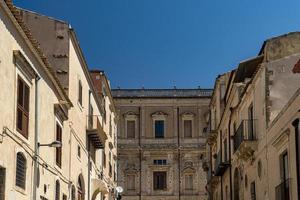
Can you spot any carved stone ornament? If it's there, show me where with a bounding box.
[151,111,168,118]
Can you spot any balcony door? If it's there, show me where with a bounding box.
[248,104,254,140]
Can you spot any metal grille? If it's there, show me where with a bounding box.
[16,153,26,189]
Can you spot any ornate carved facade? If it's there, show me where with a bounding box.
[112,89,212,200]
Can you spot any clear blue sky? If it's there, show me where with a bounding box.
[15,0,300,89]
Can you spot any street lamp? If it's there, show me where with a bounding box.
[116,186,124,200]
[38,140,62,148]
[33,140,62,200]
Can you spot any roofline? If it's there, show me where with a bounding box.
[2,0,72,107]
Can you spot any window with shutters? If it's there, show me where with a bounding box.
[155,120,165,138]
[184,120,192,138]
[127,175,135,191]
[78,80,82,106]
[126,120,136,139]
[185,174,193,190]
[153,172,167,190]
[15,152,26,189]
[250,181,256,200]
[16,76,30,138]
[55,180,60,200]
[56,123,62,168]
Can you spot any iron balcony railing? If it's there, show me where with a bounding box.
[214,151,230,176]
[233,119,257,152]
[275,179,290,200]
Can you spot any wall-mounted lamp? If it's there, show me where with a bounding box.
[38,141,62,148]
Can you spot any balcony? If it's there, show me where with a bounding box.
[207,121,218,145]
[87,115,107,149]
[275,179,290,200]
[214,151,230,176]
[233,119,258,160]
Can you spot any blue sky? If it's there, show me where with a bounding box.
[15,0,300,89]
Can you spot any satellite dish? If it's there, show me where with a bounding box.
[116,186,124,193]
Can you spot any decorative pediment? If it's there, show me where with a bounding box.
[182,166,196,174]
[124,164,138,174]
[181,112,195,118]
[151,111,168,118]
[272,128,290,151]
[123,111,139,118]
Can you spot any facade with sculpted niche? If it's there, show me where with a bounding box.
[112,89,212,200]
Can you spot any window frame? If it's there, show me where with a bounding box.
[16,76,30,139]
[154,120,165,139]
[15,152,27,190]
[153,171,167,190]
[55,121,63,168]
[184,174,194,190]
[78,80,83,106]
[126,174,136,191]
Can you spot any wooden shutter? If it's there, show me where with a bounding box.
[55,181,60,200]
[16,153,26,189]
[56,123,62,168]
[16,77,30,138]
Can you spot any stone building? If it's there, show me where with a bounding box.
[112,89,212,200]
[205,32,300,200]
[0,1,117,200]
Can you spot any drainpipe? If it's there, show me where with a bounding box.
[177,107,181,200]
[87,90,91,200]
[32,75,40,200]
[228,107,233,200]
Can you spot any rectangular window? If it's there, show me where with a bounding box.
[250,181,256,200]
[127,175,135,190]
[127,120,136,139]
[153,172,167,190]
[280,152,289,181]
[56,123,62,168]
[109,162,112,177]
[77,145,81,158]
[155,120,165,138]
[78,80,82,106]
[184,120,192,138]
[153,159,167,165]
[185,174,193,190]
[103,151,106,168]
[16,76,30,138]
[224,138,228,162]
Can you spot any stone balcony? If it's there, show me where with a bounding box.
[233,119,258,161]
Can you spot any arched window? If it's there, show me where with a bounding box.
[71,185,76,200]
[16,152,26,189]
[78,175,85,200]
[55,180,60,200]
